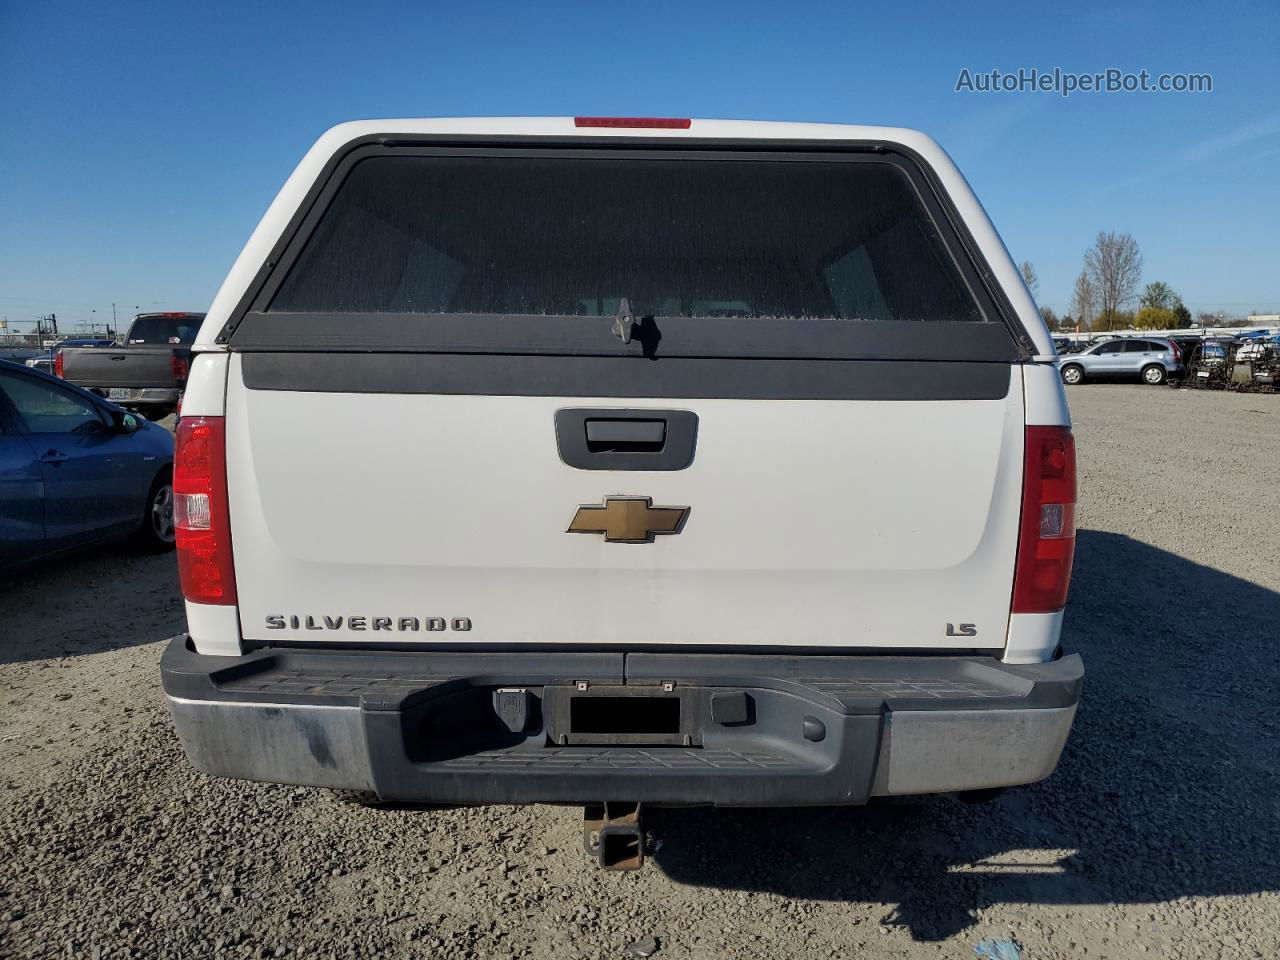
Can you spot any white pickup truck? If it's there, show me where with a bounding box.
[162,117,1081,868]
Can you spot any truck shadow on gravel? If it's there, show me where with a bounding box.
[649,529,1280,941]
[0,546,184,664]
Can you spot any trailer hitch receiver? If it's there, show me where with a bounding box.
[583,802,647,870]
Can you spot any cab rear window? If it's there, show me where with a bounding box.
[268,154,983,324]
[128,316,200,344]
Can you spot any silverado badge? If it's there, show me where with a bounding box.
[568,496,689,544]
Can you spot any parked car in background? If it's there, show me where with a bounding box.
[1237,337,1280,389]
[1235,334,1280,362]
[1052,336,1088,354]
[0,359,175,572]
[1056,337,1182,385]
[56,312,203,420]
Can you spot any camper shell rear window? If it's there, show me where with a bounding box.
[227,144,1025,362]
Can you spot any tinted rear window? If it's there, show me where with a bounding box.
[268,155,984,325]
[127,316,200,344]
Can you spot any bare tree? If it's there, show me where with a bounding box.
[1084,231,1143,331]
[1071,269,1096,331]
[1019,260,1040,302]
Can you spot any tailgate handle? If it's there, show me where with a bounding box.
[555,409,698,471]
[585,419,665,450]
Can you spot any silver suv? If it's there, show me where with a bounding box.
[1056,337,1182,385]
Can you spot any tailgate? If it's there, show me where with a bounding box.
[226,365,1023,649]
[221,143,1030,652]
[63,347,179,389]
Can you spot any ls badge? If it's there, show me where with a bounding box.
[568,496,689,544]
[946,623,978,637]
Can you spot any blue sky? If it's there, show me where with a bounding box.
[2,0,1277,333]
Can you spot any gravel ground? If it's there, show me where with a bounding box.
[3,384,1280,959]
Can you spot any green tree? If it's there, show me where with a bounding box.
[1139,281,1176,311]
[1173,300,1192,327]
[1135,306,1177,329]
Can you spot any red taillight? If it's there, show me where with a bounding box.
[174,416,237,605]
[574,117,691,129]
[171,353,190,382]
[1170,340,1182,363]
[1012,426,1077,613]
[53,350,64,378]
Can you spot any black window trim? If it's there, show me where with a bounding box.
[216,135,1036,361]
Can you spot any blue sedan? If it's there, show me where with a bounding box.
[0,359,175,571]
